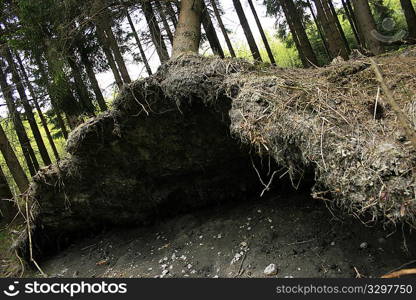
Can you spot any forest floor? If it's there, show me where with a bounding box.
[38,191,416,278]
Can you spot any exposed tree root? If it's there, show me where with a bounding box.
[10,49,416,262]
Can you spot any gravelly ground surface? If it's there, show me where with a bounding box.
[40,192,416,278]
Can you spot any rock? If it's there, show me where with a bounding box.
[264,264,278,276]
[360,242,368,249]
[378,237,386,244]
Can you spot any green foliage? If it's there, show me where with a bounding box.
[228,30,301,68]
[0,113,66,195]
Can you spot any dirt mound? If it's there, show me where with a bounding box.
[14,51,416,266]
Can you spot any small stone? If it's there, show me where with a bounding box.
[330,241,336,246]
[378,237,386,244]
[187,264,193,269]
[264,264,278,276]
[360,242,368,249]
[161,270,169,276]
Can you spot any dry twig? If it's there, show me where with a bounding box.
[370,58,416,150]
[381,268,416,278]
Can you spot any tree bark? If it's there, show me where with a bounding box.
[2,47,52,166]
[33,54,69,139]
[0,165,14,221]
[400,0,416,40]
[341,0,361,46]
[201,1,225,58]
[0,123,29,193]
[67,55,96,116]
[125,8,153,76]
[101,17,132,84]
[0,62,39,176]
[209,0,236,58]
[154,0,175,46]
[247,0,276,65]
[327,0,350,54]
[165,1,178,28]
[307,0,331,58]
[282,0,318,67]
[232,0,262,62]
[351,0,384,55]
[78,47,108,111]
[142,1,170,62]
[15,52,60,161]
[95,25,124,89]
[172,0,203,58]
[314,0,349,59]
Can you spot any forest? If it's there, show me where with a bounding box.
[0,0,416,279]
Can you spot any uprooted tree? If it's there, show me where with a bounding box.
[5,0,416,274]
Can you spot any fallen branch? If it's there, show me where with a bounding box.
[381,268,416,278]
[370,58,416,150]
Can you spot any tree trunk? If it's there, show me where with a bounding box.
[0,62,39,176]
[101,19,131,84]
[154,0,175,46]
[33,54,69,139]
[67,55,96,116]
[247,0,276,65]
[314,0,349,59]
[327,0,350,54]
[201,1,225,58]
[0,123,29,193]
[142,1,170,62]
[209,0,236,58]
[351,0,384,55]
[282,0,318,67]
[95,25,124,89]
[165,1,178,28]
[15,52,60,161]
[400,0,416,40]
[126,8,153,75]
[172,0,203,58]
[341,0,361,46]
[307,0,331,58]
[232,0,262,62]
[78,47,108,111]
[2,47,52,166]
[0,165,14,221]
